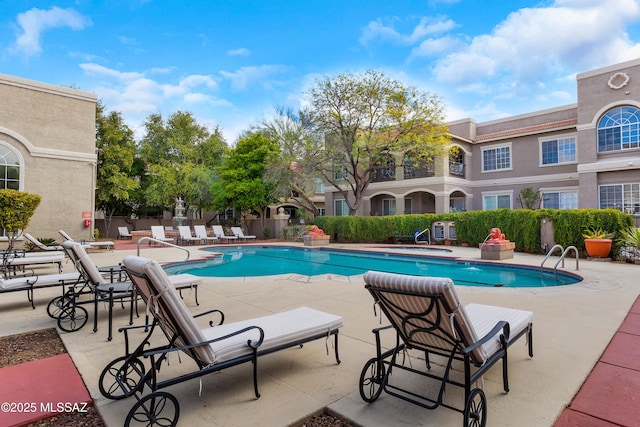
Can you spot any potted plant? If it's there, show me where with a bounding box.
[582,227,613,258]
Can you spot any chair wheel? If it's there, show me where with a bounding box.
[99,355,146,400]
[47,295,72,319]
[57,305,88,332]
[464,388,487,427]
[125,391,179,427]
[359,357,386,402]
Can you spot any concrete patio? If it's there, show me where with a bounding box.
[0,242,638,426]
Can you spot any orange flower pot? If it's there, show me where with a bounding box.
[584,238,612,258]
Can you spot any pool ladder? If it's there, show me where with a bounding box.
[541,244,579,280]
[414,228,431,245]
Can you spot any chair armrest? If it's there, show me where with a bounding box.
[461,320,510,356]
[194,308,225,326]
[142,325,266,359]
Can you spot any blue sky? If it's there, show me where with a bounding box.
[2,0,640,143]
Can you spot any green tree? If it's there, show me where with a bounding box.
[517,187,541,209]
[139,111,227,215]
[0,189,41,252]
[259,107,324,216]
[304,70,449,215]
[211,132,280,228]
[95,101,139,237]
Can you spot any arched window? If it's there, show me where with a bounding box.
[0,143,21,190]
[597,106,640,152]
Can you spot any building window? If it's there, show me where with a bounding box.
[333,165,349,180]
[0,143,21,190]
[541,137,576,165]
[483,193,511,210]
[382,198,396,216]
[404,198,412,214]
[334,199,349,216]
[317,208,325,216]
[449,146,465,177]
[542,191,578,209]
[450,197,465,212]
[597,106,640,152]
[314,178,324,193]
[599,183,640,215]
[482,144,511,172]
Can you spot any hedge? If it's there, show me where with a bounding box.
[314,209,634,258]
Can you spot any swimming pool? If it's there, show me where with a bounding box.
[164,246,581,288]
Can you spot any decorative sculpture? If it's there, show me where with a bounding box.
[487,227,508,244]
[307,225,327,237]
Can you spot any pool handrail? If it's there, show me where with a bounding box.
[136,237,190,263]
[540,244,565,272]
[414,228,431,245]
[553,246,579,281]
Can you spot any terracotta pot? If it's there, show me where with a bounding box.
[584,238,612,258]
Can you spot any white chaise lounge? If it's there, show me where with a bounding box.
[98,254,343,426]
[231,226,256,242]
[359,271,533,426]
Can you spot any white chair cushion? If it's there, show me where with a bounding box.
[202,307,344,364]
[465,303,533,358]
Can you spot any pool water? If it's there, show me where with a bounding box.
[164,246,581,288]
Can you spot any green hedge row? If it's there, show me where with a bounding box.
[314,209,634,258]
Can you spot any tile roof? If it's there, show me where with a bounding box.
[473,119,578,142]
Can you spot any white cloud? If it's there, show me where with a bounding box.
[227,48,251,57]
[10,7,91,57]
[409,36,460,60]
[219,65,290,90]
[360,16,457,46]
[433,0,640,89]
[79,63,229,135]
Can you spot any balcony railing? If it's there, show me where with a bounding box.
[372,165,396,182]
[449,162,465,178]
[404,164,434,179]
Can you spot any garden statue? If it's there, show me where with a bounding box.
[487,227,508,244]
[307,225,327,236]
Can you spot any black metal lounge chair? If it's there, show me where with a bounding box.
[99,255,343,427]
[359,271,533,427]
[0,270,81,308]
[54,241,201,340]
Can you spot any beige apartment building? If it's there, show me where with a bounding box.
[0,74,97,247]
[323,58,640,223]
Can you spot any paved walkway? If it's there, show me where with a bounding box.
[0,241,638,426]
[554,295,640,426]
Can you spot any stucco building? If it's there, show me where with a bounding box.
[0,74,97,248]
[323,58,640,224]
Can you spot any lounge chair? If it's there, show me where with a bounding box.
[2,249,65,275]
[177,226,202,245]
[118,227,133,239]
[359,271,533,426]
[23,233,63,251]
[150,226,175,244]
[58,229,115,251]
[194,225,218,244]
[231,226,256,242]
[99,255,343,426]
[60,241,202,340]
[0,271,81,308]
[211,225,238,243]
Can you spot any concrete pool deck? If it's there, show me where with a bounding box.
[0,241,638,426]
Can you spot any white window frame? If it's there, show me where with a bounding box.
[334,199,349,216]
[539,134,577,166]
[598,183,640,215]
[482,190,513,210]
[382,198,396,216]
[481,142,512,173]
[541,189,579,209]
